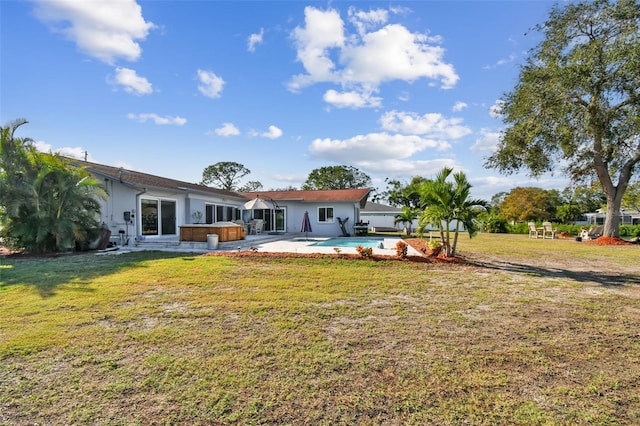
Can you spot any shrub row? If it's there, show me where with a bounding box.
[504,222,640,237]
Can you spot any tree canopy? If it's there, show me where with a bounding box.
[485,0,640,237]
[200,161,262,191]
[379,177,429,209]
[499,187,560,222]
[302,165,372,190]
[1,119,106,253]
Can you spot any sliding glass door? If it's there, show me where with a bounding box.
[141,198,176,236]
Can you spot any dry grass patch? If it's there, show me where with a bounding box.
[1,235,639,424]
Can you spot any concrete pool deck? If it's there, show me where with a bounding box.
[252,237,422,256]
[108,234,422,257]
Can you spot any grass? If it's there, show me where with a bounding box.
[1,234,639,424]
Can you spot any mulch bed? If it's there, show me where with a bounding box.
[584,236,635,246]
[202,237,462,264]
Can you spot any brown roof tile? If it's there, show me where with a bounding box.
[241,188,370,206]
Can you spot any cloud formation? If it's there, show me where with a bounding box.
[309,133,445,164]
[33,0,154,64]
[197,69,225,98]
[379,110,471,140]
[260,125,283,140]
[471,128,501,152]
[112,67,153,95]
[452,101,468,112]
[214,123,240,137]
[289,6,458,108]
[247,28,264,52]
[127,113,187,125]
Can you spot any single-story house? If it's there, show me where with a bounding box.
[241,189,370,237]
[580,210,640,226]
[360,202,407,232]
[71,159,370,242]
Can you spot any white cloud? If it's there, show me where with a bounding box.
[323,89,381,108]
[112,67,152,95]
[288,6,458,107]
[489,99,505,118]
[470,174,571,201]
[471,128,502,152]
[341,24,457,88]
[247,28,264,52]
[288,7,345,92]
[348,6,388,36]
[33,0,154,64]
[261,125,283,140]
[483,53,517,70]
[357,158,461,176]
[452,101,468,112]
[196,69,225,98]
[379,110,472,140]
[34,140,97,162]
[127,113,187,125]
[309,132,447,165]
[214,122,240,137]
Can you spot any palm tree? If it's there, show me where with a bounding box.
[1,120,107,253]
[394,206,418,235]
[417,167,486,257]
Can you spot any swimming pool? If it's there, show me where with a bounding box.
[311,237,386,248]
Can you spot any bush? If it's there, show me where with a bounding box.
[355,245,373,258]
[395,240,408,258]
[483,216,509,233]
[620,225,640,237]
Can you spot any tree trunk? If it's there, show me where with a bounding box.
[451,221,461,257]
[603,193,623,238]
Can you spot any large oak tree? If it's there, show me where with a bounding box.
[302,165,372,190]
[486,0,640,237]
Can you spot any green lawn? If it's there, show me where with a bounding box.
[1,234,639,425]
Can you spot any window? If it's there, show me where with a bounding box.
[210,204,241,222]
[318,207,334,223]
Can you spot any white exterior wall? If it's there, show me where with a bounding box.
[97,178,246,242]
[275,201,362,237]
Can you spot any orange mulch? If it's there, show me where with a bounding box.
[202,237,462,264]
[585,236,634,246]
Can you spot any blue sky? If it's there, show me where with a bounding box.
[1,0,571,200]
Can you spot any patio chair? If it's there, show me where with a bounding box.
[249,219,264,235]
[528,222,542,239]
[542,222,556,239]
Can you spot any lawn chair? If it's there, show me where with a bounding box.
[528,222,542,239]
[249,219,264,235]
[542,222,556,239]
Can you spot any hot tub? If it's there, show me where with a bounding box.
[179,222,245,242]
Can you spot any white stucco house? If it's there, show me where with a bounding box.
[360,202,409,232]
[72,159,370,243]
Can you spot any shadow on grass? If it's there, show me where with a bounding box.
[464,257,640,287]
[0,250,191,298]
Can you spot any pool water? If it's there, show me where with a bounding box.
[311,237,385,248]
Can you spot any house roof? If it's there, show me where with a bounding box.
[68,158,371,206]
[241,188,370,207]
[68,159,247,200]
[361,201,402,213]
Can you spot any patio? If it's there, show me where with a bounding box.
[122,233,421,256]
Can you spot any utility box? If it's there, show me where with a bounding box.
[207,234,219,250]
